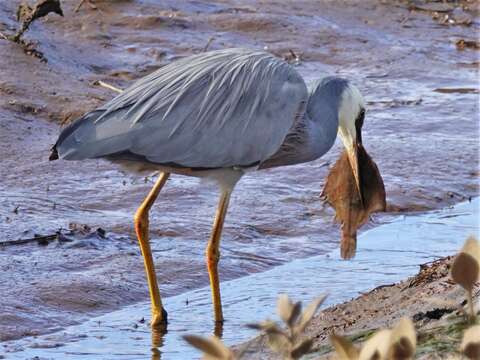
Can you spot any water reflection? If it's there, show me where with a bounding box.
[149,316,224,358]
[214,320,224,339]
[151,327,167,360]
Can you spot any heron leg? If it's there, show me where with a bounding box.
[206,189,232,323]
[134,172,170,327]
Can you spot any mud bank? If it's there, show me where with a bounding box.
[241,256,479,359]
[0,0,479,347]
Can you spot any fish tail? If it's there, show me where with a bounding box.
[341,231,357,260]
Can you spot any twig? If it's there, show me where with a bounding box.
[0,234,57,247]
[0,31,8,40]
[202,36,215,52]
[75,0,86,12]
[93,80,123,93]
[75,0,97,13]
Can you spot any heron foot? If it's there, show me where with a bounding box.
[151,308,168,328]
[214,319,224,338]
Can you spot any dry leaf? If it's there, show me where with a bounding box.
[330,334,359,359]
[246,320,282,334]
[291,338,313,359]
[461,325,480,359]
[266,332,290,355]
[278,294,295,324]
[296,295,328,333]
[287,301,303,328]
[183,335,233,359]
[247,295,326,359]
[359,329,392,360]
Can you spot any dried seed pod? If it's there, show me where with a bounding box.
[461,325,480,359]
[388,318,416,359]
[451,236,480,321]
[451,252,479,293]
[330,334,359,359]
[322,145,386,259]
[359,329,392,360]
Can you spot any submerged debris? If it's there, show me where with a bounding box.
[456,39,480,51]
[409,1,454,13]
[283,49,301,65]
[74,0,97,13]
[0,224,107,248]
[0,0,63,61]
[434,87,479,94]
[322,145,386,259]
[12,0,63,42]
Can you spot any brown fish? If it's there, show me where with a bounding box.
[321,145,386,259]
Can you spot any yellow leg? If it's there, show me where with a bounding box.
[134,172,170,327]
[206,189,232,323]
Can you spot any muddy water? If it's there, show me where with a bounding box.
[2,198,478,359]
[0,0,479,349]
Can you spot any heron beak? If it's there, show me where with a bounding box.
[346,140,364,207]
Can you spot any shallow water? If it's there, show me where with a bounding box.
[0,0,479,350]
[2,198,478,359]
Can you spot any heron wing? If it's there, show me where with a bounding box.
[55,48,307,168]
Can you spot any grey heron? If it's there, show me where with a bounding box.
[49,48,366,327]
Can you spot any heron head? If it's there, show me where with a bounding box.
[337,83,366,205]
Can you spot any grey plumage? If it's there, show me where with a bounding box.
[51,48,351,171]
[49,47,366,324]
[260,77,348,168]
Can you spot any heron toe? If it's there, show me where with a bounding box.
[151,308,168,327]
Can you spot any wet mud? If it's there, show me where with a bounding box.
[0,0,479,349]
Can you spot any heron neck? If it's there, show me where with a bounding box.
[260,78,348,169]
[259,109,338,169]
